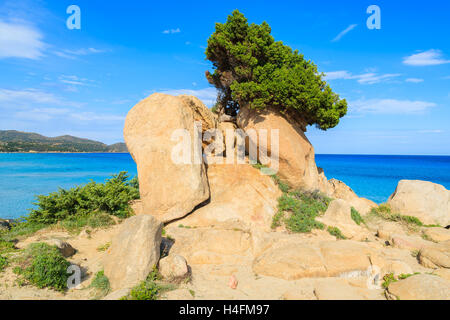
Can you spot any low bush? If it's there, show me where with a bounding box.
[272,189,331,233]
[28,172,139,224]
[370,204,424,227]
[122,267,164,300]
[14,243,70,291]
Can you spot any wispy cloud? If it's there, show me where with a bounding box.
[403,49,450,66]
[58,75,95,87]
[54,47,106,60]
[162,28,181,34]
[324,71,401,84]
[350,99,436,114]
[405,78,424,83]
[331,24,357,42]
[0,19,45,59]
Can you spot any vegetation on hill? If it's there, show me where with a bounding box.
[0,130,127,153]
[205,10,347,130]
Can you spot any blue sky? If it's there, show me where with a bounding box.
[0,0,449,154]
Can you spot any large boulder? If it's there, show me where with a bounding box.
[237,105,321,191]
[103,215,163,290]
[386,274,450,300]
[175,162,281,231]
[387,180,450,227]
[124,93,211,222]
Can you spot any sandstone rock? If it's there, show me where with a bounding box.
[317,199,369,240]
[418,242,450,269]
[376,222,405,241]
[252,240,374,280]
[387,274,450,300]
[327,179,377,214]
[434,268,450,281]
[102,288,130,300]
[162,288,194,300]
[103,215,162,290]
[176,162,281,231]
[314,279,384,300]
[159,254,190,282]
[423,227,450,243]
[382,260,413,278]
[390,234,432,251]
[388,180,450,226]
[237,105,321,190]
[44,239,76,258]
[165,226,252,266]
[124,93,210,222]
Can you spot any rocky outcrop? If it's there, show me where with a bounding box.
[124,93,211,222]
[418,241,450,269]
[174,161,281,231]
[103,215,163,290]
[388,180,450,227]
[237,105,321,191]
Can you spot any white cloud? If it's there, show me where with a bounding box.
[331,24,357,42]
[0,19,45,59]
[58,75,94,87]
[351,99,436,114]
[324,71,401,84]
[403,49,450,66]
[69,112,124,122]
[158,87,217,107]
[405,78,424,83]
[54,47,106,59]
[162,28,181,34]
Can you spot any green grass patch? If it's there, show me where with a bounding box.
[89,270,110,298]
[0,255,8,272]
[96,242,111,252]
[370,204,424,228]
[14,243,70,291]
[350,207,364,225]
[327,226,346,239]
[398,272,420,280]
[272,189,331,233]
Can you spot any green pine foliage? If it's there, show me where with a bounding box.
[205,10,347,129]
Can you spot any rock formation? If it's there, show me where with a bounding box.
[388,180,450,227]
[124,93,211,222]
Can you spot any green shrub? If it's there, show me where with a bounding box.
[89,270,110,298]
[350,207,364,225]
[0,255,8,272]
[28,172,139,225]
[272,190,330,233]
[398,272,420,280]
[327,226,346,239]
[0,239,15,254]
[122,268,163,300]
[15,243,70,291]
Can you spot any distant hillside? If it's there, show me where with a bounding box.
[0,130,128,153]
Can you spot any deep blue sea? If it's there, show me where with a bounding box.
[0,153,449,220]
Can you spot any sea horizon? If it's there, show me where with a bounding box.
[1,153,450,220]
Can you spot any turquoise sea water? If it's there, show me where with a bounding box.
[0,153,449,219]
